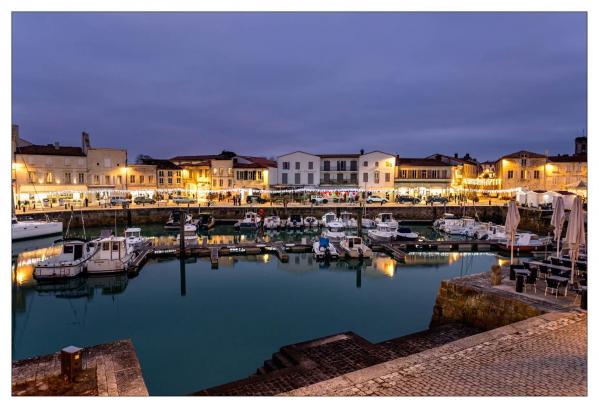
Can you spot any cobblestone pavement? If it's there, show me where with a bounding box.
[283,312,587,396]
[12,339,148,396]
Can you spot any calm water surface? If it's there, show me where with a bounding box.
[12,224,502,395]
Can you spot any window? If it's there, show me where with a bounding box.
[337,173,343,183]
[46,172,53,183]
[420,170,427,179]
[78,173,85,184]
[112,242,119,251]
[167,170,173,177]
[176,170,181,177]
[213,179,217,186]
[324,173,331,183]
[533,170,540,179]
[442,170,448,179]
[105,175,111,184]
[148,176,153,184]
[521,158,527,166]
[385,160,392,167]
[219,179,223,187]
[258,171,263,180]
[282,161,290,170]
[323,161,331,171]
[337,161,346,171]
[117,175,122,185]
[28,171,36,183]
[350,160,357,171]
[168,177,173,184]
[374,171,380,184]
[308,173,314,184]
[102,242,110,251]
[65,173,72,184]
[104,158,111,168]
[410,170,417,179]
[282,173,288,184]
[158,170,164,177]
[400,170,407,179]
[140,175,144,184]
[130,175,135,183]
[176,178,181,184]
[228,179,232,187]
[350,173,358,183]
[219,168,224,176]
[375,161,379,167]
[507,170,514,179]
[159,177,164,185]
[308,161,314,170]
[363,161,368,167]
[295,162,300,170]
[520,170,525,180]
[94,175,100,184]
[363,173,368,183]
[385,173,391,182]
[295,173,301,184]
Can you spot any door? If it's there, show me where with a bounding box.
[74,244,83,260]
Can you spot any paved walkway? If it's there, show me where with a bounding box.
[283,312,587,396]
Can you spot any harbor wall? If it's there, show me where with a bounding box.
[17,205,552,233]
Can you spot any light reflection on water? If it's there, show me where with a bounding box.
[12,224,505,395]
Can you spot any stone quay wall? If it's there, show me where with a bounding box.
[19,204,552,233]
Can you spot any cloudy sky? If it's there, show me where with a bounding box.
[12,12,587,161]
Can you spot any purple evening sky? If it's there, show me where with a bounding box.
[12,12,587,162]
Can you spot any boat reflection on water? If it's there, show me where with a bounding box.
[35,273,129,299]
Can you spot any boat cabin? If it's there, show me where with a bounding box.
[376,223,395,232]
[62,241,85,261]
[378,213,394,222]
[124,228,141,239]
[97,237,127,260]
[323,213,337,224]
[345,236,363,247]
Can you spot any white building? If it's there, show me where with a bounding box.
[276,151,320,187]
[359,151,396,192]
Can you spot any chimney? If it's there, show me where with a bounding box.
[81,132,90,154]
[360,149,364,155]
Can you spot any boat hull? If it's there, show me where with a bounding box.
[33,263,85,280]
[12,221,63,241]
[87,255,134,274]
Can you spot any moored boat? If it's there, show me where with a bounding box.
[303,216,319,229]
[322,226,346,242]
[176,224,199,246]
[264,215,281,229]
[375,213,398,229]
[165,210,192,229]
[33,240,99,280]
[497,233,552,253]
[124,227,147,254]
[395,226,419,241]
[338,212,357,228]
[235,212,261,229]
[195,213,215,230]
[12,216,63,241]
[312,237,339,260]
[86,236,135,274]
[286,214,303,229]
[367,223,397,242]
[339,236,372,259]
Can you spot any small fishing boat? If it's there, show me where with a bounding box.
[497,233,552,253]
[264,215,281,229]
[165,210,192,229]
[176,224,198,246]
[235,212,261,229]
[12,216,63,241]
[124,227,147,254]
[433,213,460,231]
[375,213,398,229]
[486,224,507,241]
[286,214,303,229]
[339,236,373,259]
[87,236,135,274]
[339,212,358,228]
[312,237,339,260]
[367,223,397,242]
[395,226,419,242]
[304,216,319,229]
[361,218,377,228]
[321,212,340,228]
[195,213,215,230]
[33,240,99,280]
[322,226,346,242]
[443,217,476,235]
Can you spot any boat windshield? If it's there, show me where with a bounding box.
[325,214,335,223]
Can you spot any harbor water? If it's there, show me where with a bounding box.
[12,225,502,395]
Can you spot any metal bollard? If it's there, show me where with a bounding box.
[61,345,83,382]
[515,274,524,293]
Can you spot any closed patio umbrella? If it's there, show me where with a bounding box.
[550,196,566,257]
[565,196,586,283]
[505,201,520,265]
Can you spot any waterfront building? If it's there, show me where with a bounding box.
[139,158,184,196]
[319,153,360,188]
[495,150,548,192]
[359,151,395,195]
[276,151,321,187]
[545,153,587,195]
[85,134,128,203]
[127,164,158,198]
[12,125,88,206]
[394,157,454,197]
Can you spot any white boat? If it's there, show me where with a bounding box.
[339,236,373,259]
[235,212,261,229]
[445,217,477,235]
[465,222,492,239]
[361,218,377,228]
[338,212,358,228]
[321,212,341,228]
[303,216,319,229]
[433,213,460,231]
[322,226,346,242]
[375,213,398,229]
[124,227,147,254]
[176,224,198,245]
[165,210,193,229]
[87,236,135,274]
[486,224,507,241]
[498,233,552,253]
[12,216,63,241]
[195,213,215,229]
[312,237,339,260]
[395,227,419,241]
[368,223,397,242]
[34,240,99,280]
[264,216,281,229]
[287,214,303,229]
